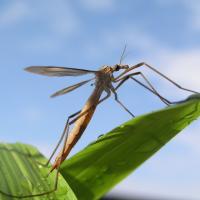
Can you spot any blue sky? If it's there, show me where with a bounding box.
[0,0,200,199]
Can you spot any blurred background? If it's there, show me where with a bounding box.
[0,0,200,199]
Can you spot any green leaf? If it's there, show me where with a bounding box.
[60,94,200,200]
[0,143,77,200]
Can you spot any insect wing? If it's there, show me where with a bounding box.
[25,66,97,77]
[50,78,93,98]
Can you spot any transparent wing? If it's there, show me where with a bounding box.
[50,78,94,98]
[25,66,97,77]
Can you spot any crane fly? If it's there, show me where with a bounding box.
[1,56,199,198]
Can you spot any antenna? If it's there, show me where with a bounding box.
[119,44,127,64]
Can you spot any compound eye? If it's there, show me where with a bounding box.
[115,65,120,71]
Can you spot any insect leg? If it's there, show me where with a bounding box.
[115,62,199,94]
[45,110,81,166]
[115,72,172,105]
[110,87,135,117]
[142,62,199,94]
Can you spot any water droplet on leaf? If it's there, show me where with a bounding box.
[38,165,42,169]
[98,134,104,138]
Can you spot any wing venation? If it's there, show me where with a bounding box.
[50,78,93,98]
[25,66,97,77]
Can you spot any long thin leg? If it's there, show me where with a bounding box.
[131,76,170,105]
[45,110,81,166]
[115,62,199,94]
[23,111,82,168]
[48,111,82,174]
[110,87,135,117]
[115,72,172,105]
